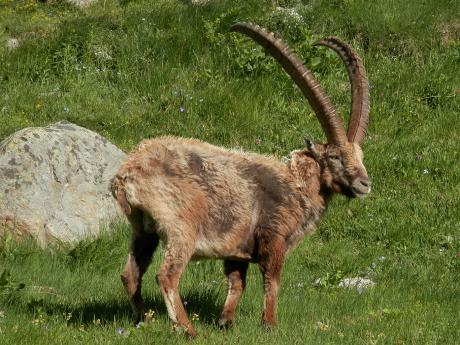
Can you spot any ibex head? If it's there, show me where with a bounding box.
[231,23,371,199]
[303,139,370,198]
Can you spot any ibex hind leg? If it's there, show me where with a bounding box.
[219,260,249,327]
[121,208,159,324]
[156,236,197,338]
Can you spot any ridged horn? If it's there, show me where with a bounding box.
[230,22,347,146]
[314,37,370,145]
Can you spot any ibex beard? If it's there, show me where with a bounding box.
[111,22,371,338]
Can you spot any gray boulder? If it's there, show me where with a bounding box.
[0,121,126,247]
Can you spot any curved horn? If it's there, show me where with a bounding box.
[314,37,370,145]
[230,22,347,146]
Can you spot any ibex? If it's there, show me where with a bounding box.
[111,22,371,338]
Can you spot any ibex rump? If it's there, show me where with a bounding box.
[111,22,371,338]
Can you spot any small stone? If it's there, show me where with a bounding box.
[338,277,375,292]
[66,0,98,8]
[6,38,20,51]
[191,0,209,5]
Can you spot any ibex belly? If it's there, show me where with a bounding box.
[192,211,258,261]
[192,235,254,261]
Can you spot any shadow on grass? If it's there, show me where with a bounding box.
[25,289,223,326]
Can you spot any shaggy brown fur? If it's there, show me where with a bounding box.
[111,136,370,337]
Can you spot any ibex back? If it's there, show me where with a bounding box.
[112,22,371,338]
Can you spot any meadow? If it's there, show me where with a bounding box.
[0,0,459,344]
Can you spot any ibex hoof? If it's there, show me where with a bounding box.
[172,323,197,339]
[218,314,234,328]
[262,319,277,330]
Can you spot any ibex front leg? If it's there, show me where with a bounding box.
[219,260,249,327]
[258,238,286,327]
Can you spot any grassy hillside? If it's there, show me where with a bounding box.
[0,0,459,344]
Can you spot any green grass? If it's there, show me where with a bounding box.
[0,0,459,344]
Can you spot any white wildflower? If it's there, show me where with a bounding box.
[339,277,375,293]
[275,6,303,23]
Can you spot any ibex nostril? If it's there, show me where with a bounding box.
[360,180,371,188]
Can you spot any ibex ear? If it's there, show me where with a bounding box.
[304,137,320,161]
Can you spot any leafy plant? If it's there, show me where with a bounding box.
[313,269,346,288]
[0,269,25,299]
[203,6,337,78]
[0,233,19,260]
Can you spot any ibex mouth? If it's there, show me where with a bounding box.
[351,179,371,198]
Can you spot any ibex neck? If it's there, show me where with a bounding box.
[287,156,328,212]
